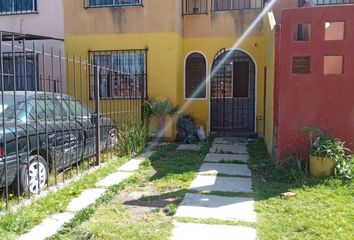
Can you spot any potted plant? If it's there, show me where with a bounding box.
[144,97,179,138]
[307,128,351,177]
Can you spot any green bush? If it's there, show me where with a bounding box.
[117,123,150,157]
[306,128,353,179]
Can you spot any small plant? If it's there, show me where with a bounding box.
[306,128,353,179]
[144,97,179,137]
[165,203,178,216]
[117,123,150,157]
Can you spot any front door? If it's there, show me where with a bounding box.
[210,50,256,136]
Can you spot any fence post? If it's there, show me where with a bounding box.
[95,65,100,166]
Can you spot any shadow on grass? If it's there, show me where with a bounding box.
[148,143,210,182]
[122,141,212,212]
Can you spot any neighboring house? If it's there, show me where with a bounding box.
[263,0,354,160]
[0,0,65,92]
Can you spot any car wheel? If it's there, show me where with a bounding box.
[106,129,118,149]
[20,155,48,194]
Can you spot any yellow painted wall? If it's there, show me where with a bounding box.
[263,13,276,154]
[65,33,266,139]
[180,36,265,134]
[63,0,181,35]
[64,32,182,138]
[63,2,268,140]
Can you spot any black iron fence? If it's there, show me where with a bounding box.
[0,32,147,210]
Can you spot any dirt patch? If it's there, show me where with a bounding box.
[112,190,178,221]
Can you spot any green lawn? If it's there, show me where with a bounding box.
[50,143,211,240]
[248,140,354,240]
[0,153,129,240]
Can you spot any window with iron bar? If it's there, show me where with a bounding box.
[183,0,208,15]
[0,0,37,15]
[90,50,147,100]
[86,0,142,8]
[212,0,263,11]
[302,0,354,6]
[185,52,207,99]
[0,53,38,91]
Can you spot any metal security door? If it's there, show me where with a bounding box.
[210,49,255,136]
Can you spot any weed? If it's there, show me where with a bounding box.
[117,123,150,157]
[165,203,178,216]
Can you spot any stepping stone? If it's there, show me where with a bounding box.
[190,175,253,193]
[96,172,132,188]
[210,144,248,154]
[213,137,248,145]
[118,159,142,172]
[67,188,106,212]
[176,144,201,151]
[198,163,251,177]
[176,193,256,222]
[204,153,249,163]
[19,212,74,240]
[171,222,256,240]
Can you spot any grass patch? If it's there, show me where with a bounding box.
[0,155,129,240]
[248,140,354,240]
[53,141,212,240]
[117,123,151,157]
[175,217,256,228]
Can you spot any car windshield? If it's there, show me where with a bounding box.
[0,94,27,120]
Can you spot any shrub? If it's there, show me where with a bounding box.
[306,127,353,179]
[117,123,150,157]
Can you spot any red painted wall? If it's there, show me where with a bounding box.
[275,5,354,160]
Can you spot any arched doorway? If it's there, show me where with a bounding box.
[210,49,256,136]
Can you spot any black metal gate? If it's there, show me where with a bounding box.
[210,49,255,136]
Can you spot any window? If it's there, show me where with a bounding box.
[0,0,37,14]
[325,22,344,41]
[310,0,354,6]
[91,50,146,99]
[0,54,37,91]
[185,53,207,99]
[233,61,249,98]
[324,56,343,75]
[212,0,263,11]
[183,0,208,15]
[292,56,311,74]
[87,0,141,8]
[293,23,311,41]
[66,99,92,119]
[30,98,66,121]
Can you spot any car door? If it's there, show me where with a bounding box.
[29,95,62,169]
[67,99,95,159]
[63,96,86,167]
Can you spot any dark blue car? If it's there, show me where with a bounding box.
[0,91,117,194]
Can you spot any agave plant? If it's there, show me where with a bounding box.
[144,97,179,137]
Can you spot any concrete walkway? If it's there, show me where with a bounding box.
[173,138,256,240]
[19,151,154,240]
